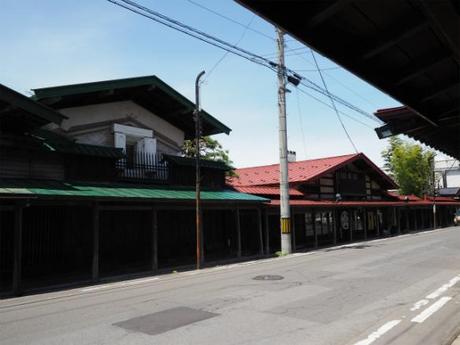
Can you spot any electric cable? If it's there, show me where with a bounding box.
[185,0,274,41]
[309,49,359,153]
[107,0,382,125]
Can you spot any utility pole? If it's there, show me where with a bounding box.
[276,28,291,254]
[194,70,205,269]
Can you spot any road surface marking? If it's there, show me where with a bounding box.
[426,275,460,299]
[81,277,159,292]
[411,296,452,323]
[353,320,402,345]
[410,299,429,311]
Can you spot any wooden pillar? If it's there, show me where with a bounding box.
[421,209,425,229]
[376,210,381,237]
[397,208,401,235]
[264,210,270,255]
[151,208,158,271]
[92,202,99,282]
[414,209,418,230]
[332,210,337,245]
[12,205,23,296]
[235,207,241,258]
[363,209,368,240]
[349,210,353,242]
[405,209,410,232]
[429,207,434,228]
[257,208,264,256]
[200,210,205,264]
[291,210,296,252]
[313,210,318,248]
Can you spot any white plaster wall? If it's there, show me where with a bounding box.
[73,128,113,147]
[58,101,185,147]
[446,170,460,188]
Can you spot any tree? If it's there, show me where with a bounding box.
[182,136,235,175]
[381,136,435,197]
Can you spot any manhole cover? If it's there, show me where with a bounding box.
[253,275,284,281]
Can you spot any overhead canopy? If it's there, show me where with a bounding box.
[0,83,65,131]
[236,0,459,159]
[375,106,459,158]
[32,75,231,139]
[0,179,268,203]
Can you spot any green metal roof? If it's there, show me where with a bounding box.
[0,83,66,128]
[31,75,231,138]
[31,129,125,159]
[0,180,268,202]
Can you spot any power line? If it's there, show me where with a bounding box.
[107,0,381,125]
[185,0,274,41]
[309,49,358,153]
[203,15,256,84]
[295,88,308,159]
[285,44,380,108]
[107,0,274,70]
[296,67,341,72]
[296,85,374,129]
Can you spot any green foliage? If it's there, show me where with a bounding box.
[381,136,435,197]
[182,136,236,176]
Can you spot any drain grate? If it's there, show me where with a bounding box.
[253,275,284,281]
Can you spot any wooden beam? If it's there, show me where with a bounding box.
[92,202,99,282]
[151,208,158,271]
[308,0,353,28]
[395,54,452,86]
[421,81,459,103]
[363,21,429,60]
[12,205,23,296]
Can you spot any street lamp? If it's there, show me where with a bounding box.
[194,70,205,270]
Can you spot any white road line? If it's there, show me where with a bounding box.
[81,277,159,292]
[353,320,402,345]
[410,299,429,311]
[411,296,452,323]
[426,275,460,299]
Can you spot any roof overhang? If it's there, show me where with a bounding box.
[236,0,459,158]
[375,106,460,159]
[0,84,65,131]
[32,76,231,139]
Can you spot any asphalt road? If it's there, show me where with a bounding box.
[1,226,460,345]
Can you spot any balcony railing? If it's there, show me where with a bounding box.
[116,152,169,182]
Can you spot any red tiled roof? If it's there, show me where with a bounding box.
[232,186,303,196]
[229,153,357,186]
[229,153,397,189]
[386,192,422,201]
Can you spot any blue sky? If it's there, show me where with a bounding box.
[0,0,412,167]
